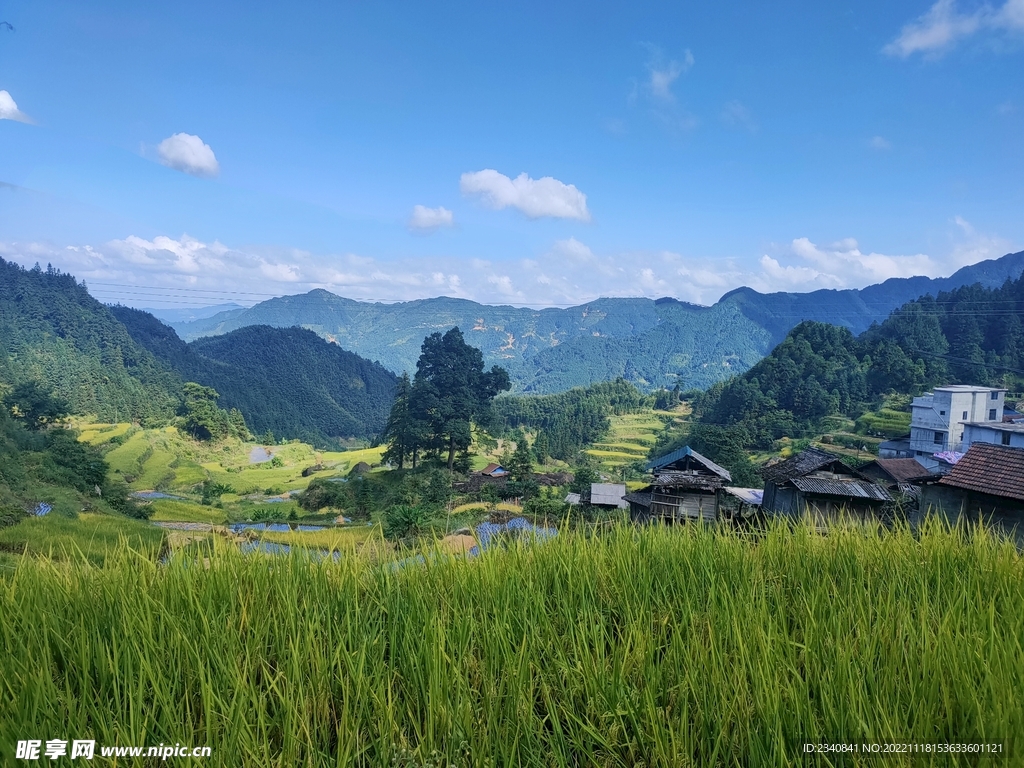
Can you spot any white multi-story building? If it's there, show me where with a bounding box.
[909,385,1006,470]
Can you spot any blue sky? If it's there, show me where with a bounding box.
[0,0,1022,308]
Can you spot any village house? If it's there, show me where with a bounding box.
[760,447,891,519]
[909,385,1006,470]
[625,446,732,523]
[919,443,1024,531]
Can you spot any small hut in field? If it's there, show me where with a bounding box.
[625,446,732,523]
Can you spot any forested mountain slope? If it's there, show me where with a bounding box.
[0,259,180,422]
[112,308,397,446]
[171,250,1024,393]
[173,291,774,393]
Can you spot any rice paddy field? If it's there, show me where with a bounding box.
[2,519,1021,767]
[586,406,688,481]
[65,421,386,529]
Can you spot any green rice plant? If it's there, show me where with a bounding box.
[148,499,227,524]
[0,519,1021,766]
[0,513,164,565]
[103,431,153,479]
[135,446,178,490]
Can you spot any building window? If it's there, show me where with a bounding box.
[992,391,999,400]
[939,410,945,415]
[916,451,923,456]
[963,411,968,420]
[933,431,944,444]
[989,409,997,420]
[1002,432,1012,446]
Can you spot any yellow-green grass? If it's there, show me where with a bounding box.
[148,499,228,524]
[135,446,179,490]
[0,513,164,565]
[103,430,154,477]
[76,422,133,445]
[256,525,379,551]
[2,519,1021,765]
[451,501,522,514]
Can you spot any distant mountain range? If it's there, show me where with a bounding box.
[145,303,247,324]
[170,249,1024,394]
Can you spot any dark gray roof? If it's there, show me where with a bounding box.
[760,448,858,484]
[645,446,731,480]
[623,491,652,508]
[790,476,891,501]
[648,471,725,491]
[860,458,934,483]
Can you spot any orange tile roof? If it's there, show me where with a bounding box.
[938,443,1024,502]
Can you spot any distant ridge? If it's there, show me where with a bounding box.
[144,303,247,324]
[168,249,1024,394]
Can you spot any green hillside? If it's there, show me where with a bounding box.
[0,259,180,422]
[113,307,397,445]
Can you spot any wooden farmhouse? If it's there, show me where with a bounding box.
[919,443,1024,531]
[858,458,934,505]
[759,447,891,519]
[625,446,731,523]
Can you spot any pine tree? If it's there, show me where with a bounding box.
[409,328,510,471]
[508,437,534,482]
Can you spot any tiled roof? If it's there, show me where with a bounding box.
[759,448,848,483]
[790,477,891,501]
[938,443,1024,501]
[863,458,933,483]
[645,446,731,480]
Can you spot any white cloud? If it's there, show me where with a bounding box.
[0,90,32,123]
[157,133,220,178]
[460,169,590,221]
[884,0,1024,58]
[720,100,756,131]
[870,135,892,150]
[647,49,694,102]
[0,222,1014,311]
[552,237,594,261]
[408,205,454,233]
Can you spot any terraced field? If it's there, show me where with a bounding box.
[74,423,384,525]
[586,405,689,475]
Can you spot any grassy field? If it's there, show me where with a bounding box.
[2,519,1020,766]
[0,513,165,566]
